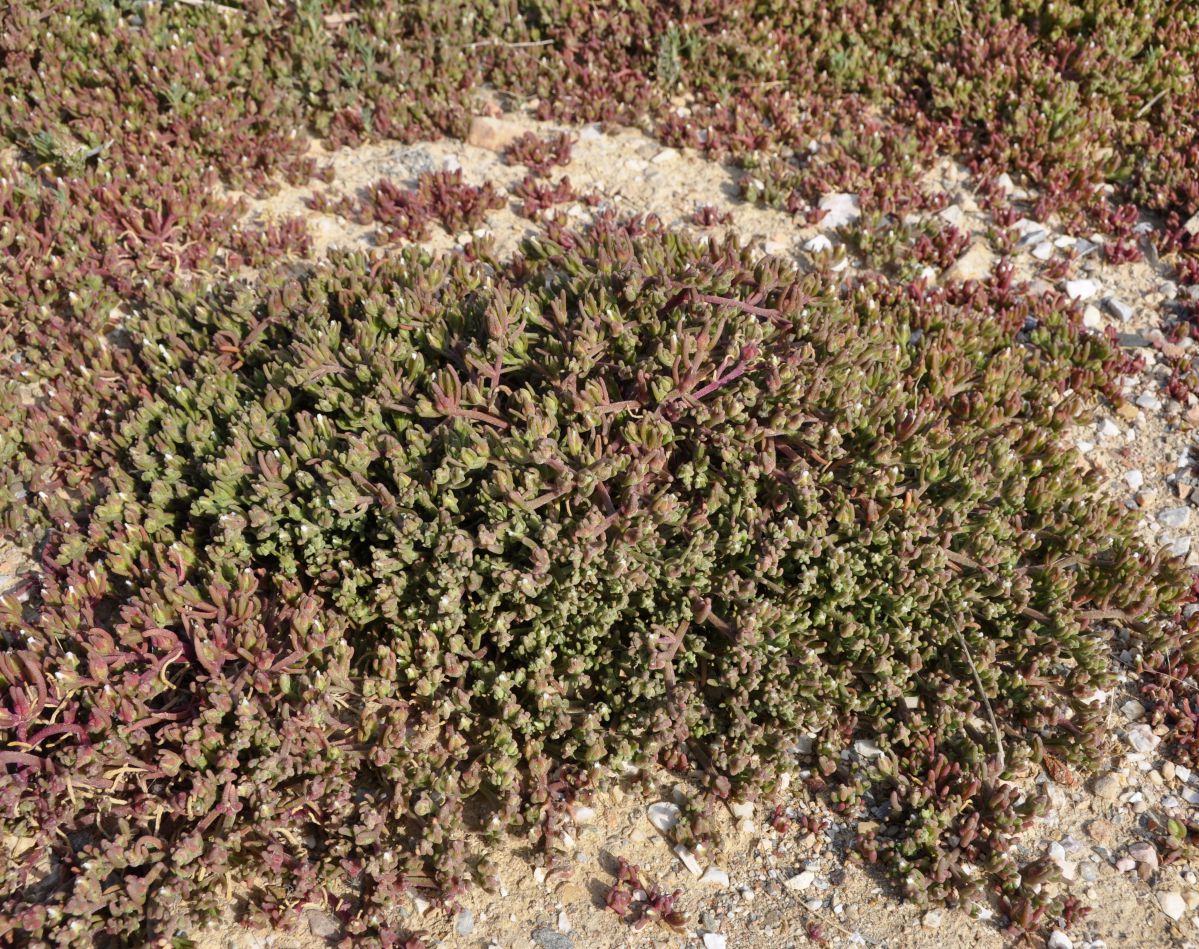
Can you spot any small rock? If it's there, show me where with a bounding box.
[1123,699,1147,721]
[1185,212,1199,237]
[307,911,339,938]
[412,895,432,915]
[853,739,884,758]
[1048,931,1074,949]
[944,241,996,282]
[1159,890,1187,921]
[1092,773,1121,800]
[1032,241,1054,260]
[817,192,861,228]
[1136,391,1163,411]
[455,909,475,937]
[1087,818,1118,845]
[532,928,573,949]
[803,234,834,254]
[784,870,816,891]
[938,205,965,228]
[1065,278,1099,301]
[922,909,943,929]
[730,801,754,819]
[466,115,526,151]
[673,844,703,877]
[1159,506,1191,529]
[651,149,678,164]
[1124,470,1145,491]
[1116,857,1137,873]
[558,910,571,933]
[1105,297,1134,321]
[1128,842,1160,870]
[1097,417,1121,439]
[647,801,680,833]
[701,866,730,887]
[1083,305,1103,329]
[703,935,727,949]
[1127,724,1160,754]
[1185,890,1199,911]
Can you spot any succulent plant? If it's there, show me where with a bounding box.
[1,217,1188,943]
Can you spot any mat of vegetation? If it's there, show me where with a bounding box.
[5,0,1199,538]
[1,217,1191,944]
[5,0,1199,945]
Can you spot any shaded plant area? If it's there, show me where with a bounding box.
[1,220,1192,943]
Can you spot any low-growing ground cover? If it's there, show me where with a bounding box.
[1,219,1191,944]
[4,1,1199,946]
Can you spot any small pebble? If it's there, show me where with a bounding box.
[1123,699,1146,721]
[1048,931,1074,949]
[703,935,727,949]
[1159,890,1186,921]
[922,909,943,929]
[455,909,475,937]
[647,802,680,833]
[307,912,339,938]
[1032,241,1054,260]
[701,867,730,887]
[818,192,860,229]
[1128,841,1160,870]
[853,739,883,758]
[1065,278,1099,300]
[1105,297,1134,321]
[784,870,816,891]
[1126,723,1160,754]
[673,844,703,877]
[1159,506,1192,529]
[1092,773,1121,800]
[1124,469,1145,491]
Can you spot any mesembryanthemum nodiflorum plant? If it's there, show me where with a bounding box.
[1,219,1187,943]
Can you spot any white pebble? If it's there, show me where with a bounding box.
[673,844,703,877]
[818,192,861,228]
[1065,278,1099,301]
[1159,891,1187,921]
[784,870,816,891]
[701,867,730,887]
[1159,506,1191,529]
[647,802,680,833]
